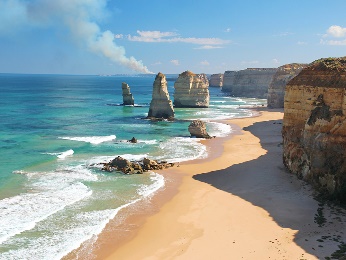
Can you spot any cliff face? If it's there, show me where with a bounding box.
[148,72,174,119]
[283,57,346,202]
[222,68,277,98]
[174,71,210,108]
[197,73,209,87]
[267,64,307,108]
[121,82,134,105]
[209,73,223,87]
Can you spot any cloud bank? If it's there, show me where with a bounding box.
[321,25,346,46]
[0,0,152,73]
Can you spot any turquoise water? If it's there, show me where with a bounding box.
[0,74,266,259]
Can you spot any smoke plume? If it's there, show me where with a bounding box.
[0,0,152,73]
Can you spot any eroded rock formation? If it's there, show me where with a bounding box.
[174,71,210,108]
[267,64,307,108]
[188,120,211,139]
[283,57,346,202]
[122,82,134,105]
[101,156,175,174]
[197,73,209,87]
[209,73,223,87]
[222,68,277,98]
[148,72,174,119]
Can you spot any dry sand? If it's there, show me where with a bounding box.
[97,109,346,260]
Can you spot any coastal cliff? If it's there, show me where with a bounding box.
[197,73,209,87]
[222,68,277,98]
[283,57,346,202]
[267,64,307,108]
[121,82,134,105]
[209,73,223,87]
[174,71,210,108]
[147,72,174,119]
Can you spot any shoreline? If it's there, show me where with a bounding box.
[70,108,346,259]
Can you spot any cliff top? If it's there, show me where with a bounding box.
[287,57,346,88]
[310,57,346,72]
[179,70,196,77]
[155,72,166,79]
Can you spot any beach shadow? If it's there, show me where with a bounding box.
[193,119,343,258]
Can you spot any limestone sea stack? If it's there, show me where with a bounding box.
[174,71,210,108]
[222,68,277,98]
[197,73,209,87]
[282,57,346,202]
[121,82,134,105]
[188,120,211,139]
[209,73,223,87]
[267,63,307,108]
[147,72,174,119]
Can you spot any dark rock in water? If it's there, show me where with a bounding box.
[128,137,138,143]
[188,120,211,139]
[101,156,175,174]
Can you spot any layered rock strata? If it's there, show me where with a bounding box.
[174,71,210,108]
[209,73,223,87]
[188,120,211,139]
[147,72,174,119]
[197,73,209,87]
[222,68,277,98]
[121,82,134,105]
[267,64,307,108]
[283,57,346,202]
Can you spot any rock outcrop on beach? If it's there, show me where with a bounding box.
[209,73,223,87]
[147,72,174,119]
[267,64,307,108]
[101,156,175,174]
[282,57,346,202]
[174,71,210,108]
[121,82,134,106]
[222,68,277,98]
[188,120,211,139]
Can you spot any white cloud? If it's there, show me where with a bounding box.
[200,60,210,66]
[114,34,123,39]
[194,45,223,50]
[321,25,346,46]
[170,60,179,66]
[224,28,231,33]
[326,25,346,38]
[152,61,162,65]
[297,41,307,45]
[127,30,230,46]
[274,32,294,37]
[272,58,280,64]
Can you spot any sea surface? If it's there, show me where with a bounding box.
[0,73,266,259]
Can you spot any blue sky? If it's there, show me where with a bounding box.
[0,0,345,75]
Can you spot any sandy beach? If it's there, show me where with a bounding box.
[94,108,346,260]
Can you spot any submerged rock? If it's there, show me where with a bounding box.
[174,71,210,108]
[122,82,134,106]
[147,72,174,119]
[283,56,346,202]
[188,120,211,139]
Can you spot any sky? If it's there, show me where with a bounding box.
[0,0,346,75]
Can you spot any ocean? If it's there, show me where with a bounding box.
[0,73,266,259]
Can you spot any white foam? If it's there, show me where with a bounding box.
[137,172,165,197]
[58,135,116,144]
[57,149,74,159]
[0,166,96,245]
[206,122,233,137]
[155,137,208,163]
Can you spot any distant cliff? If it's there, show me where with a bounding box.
[283,57,346,202]
[174,71,210,108]
[209,73,223,87]
[267,64,307,108]
[222,68,277,98]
